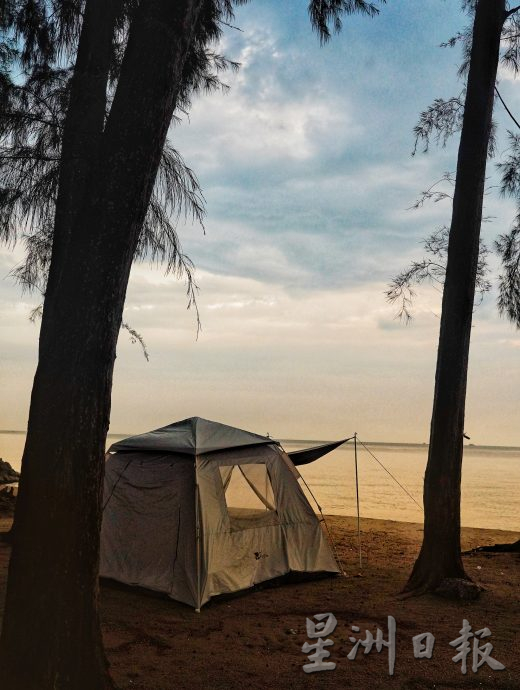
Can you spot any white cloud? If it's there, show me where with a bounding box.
[173,26,364,176]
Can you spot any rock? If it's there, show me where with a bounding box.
[0,458,20,485]
[0,485,17,515]
[434,577,481,601]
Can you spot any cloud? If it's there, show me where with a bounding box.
[499,338,520,349]
[174,25,365,181]
[3,2,520,446]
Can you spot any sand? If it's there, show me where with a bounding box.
[0,515,518,689]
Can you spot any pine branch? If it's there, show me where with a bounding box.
[494,86,520,130]
[496,216,520,326]
[387,223,491,322]
[121,322,150,361]
[407,173,455,210]
[308,0,385,44]
[412,94,465,154]
[506,5,520,18]
[1,0,252,338]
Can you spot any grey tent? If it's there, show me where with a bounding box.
[100,417,340,610]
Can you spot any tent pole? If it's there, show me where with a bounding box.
[195,464,202,612]
[354,432,362,570]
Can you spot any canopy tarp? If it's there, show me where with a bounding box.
[287,438,353,466]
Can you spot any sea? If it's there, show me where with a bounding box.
[1,431,519,533]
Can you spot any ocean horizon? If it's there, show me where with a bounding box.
[3,428,520,452]
[2,430,519,533]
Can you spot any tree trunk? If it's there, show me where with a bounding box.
[404,0,505,596]
[46,0,123,294]
[2,0,120,550]
[0,1,204,688]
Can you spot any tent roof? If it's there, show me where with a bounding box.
[108,417,279,456]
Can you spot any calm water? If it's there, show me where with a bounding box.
[1,431,519,532]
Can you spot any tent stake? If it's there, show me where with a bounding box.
[354,432,362,570]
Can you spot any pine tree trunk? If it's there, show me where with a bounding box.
[47,0,123,286]
[404,0,505,596]
[0,1,204,688]
[1,0,120,550]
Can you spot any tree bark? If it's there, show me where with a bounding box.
[404,0,505,596]
[45,0,123,299]
[0,1,204,688]
[2,0,121,549]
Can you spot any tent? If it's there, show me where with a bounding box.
[100,417,340,609]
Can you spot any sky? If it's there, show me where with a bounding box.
[2,0,520,446]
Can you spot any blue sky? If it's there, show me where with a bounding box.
[2,0,520,447]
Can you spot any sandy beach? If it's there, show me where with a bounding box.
[0,513,518,690]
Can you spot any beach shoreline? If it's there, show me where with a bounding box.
[1,514,518,689]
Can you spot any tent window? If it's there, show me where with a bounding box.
[219,464,279,529]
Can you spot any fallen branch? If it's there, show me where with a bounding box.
[463,539,520,554]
